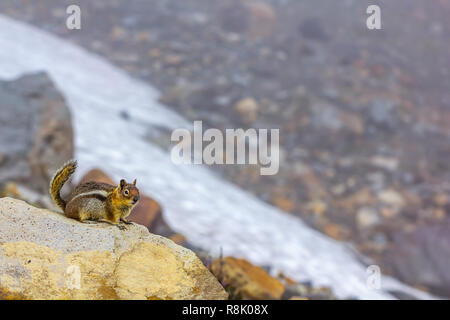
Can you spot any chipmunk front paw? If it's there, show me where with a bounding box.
[120,218,134,225]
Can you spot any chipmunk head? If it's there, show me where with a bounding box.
[115,179,140,207]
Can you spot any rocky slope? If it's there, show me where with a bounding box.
[0,15,436,299]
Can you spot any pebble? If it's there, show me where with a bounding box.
[356,207,380,229]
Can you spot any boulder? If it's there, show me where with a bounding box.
[382,219,450,297]
[79,169,116,185]
[130,195,173,237]
[0,72,74,194]
[210,257,284,300]
[0,198,227,300]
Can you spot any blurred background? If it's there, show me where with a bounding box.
[0,0,449,299]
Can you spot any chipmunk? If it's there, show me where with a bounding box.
[49,160,140,229]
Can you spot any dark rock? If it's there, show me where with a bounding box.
[217,2,249,34]
[131,195,174,237]
[333,42,361,66]
[145,124,174,151]
[0,72,74,193]
[383,219,450,297]
[299,17,329,41]
[387,290,419,300]
[368,99,397,129]
[119,110,130,120]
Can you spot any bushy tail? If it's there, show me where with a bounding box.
[49,160,77,211]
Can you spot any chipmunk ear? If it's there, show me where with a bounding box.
[120,179,126,189]
[133,179,136,186]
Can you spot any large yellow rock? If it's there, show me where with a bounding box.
[0,197,227,300]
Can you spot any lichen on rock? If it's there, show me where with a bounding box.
[0,197,227,300]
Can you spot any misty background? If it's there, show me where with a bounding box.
[0,0,449,298]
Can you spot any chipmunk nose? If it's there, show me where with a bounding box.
[133,196,139,204]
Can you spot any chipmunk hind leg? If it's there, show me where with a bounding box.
[65,198,85,221]
[65,197,101,222]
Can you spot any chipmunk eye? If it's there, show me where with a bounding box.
[124,189,129,196]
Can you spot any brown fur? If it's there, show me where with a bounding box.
[49,160,77,211]
[49,161,140,226]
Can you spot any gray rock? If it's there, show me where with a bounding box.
[217,2,249,34]
[299,17,329,41]
[383,220,450,297]
[0,197,227,300]
[0,72,73,193]
[311,104,342,131]
[368,99,397,128]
